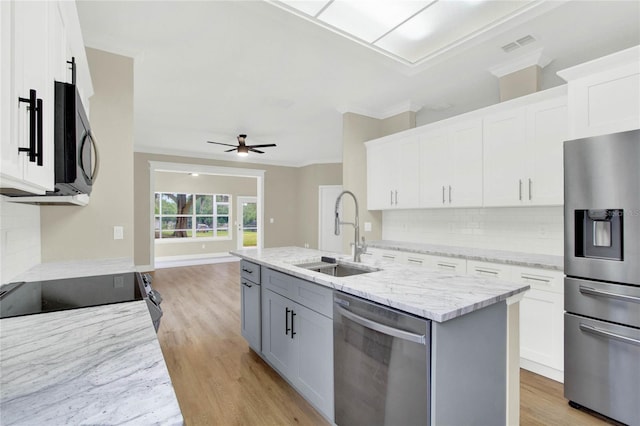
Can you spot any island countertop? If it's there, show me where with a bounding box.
[230,246,529,322]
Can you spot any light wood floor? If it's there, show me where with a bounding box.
[151,262,617,426]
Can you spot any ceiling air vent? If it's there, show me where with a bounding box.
[501,35,537,53]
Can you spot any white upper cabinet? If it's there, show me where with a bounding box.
[420,119,482,208]
[367,134,420,210]
[483,91,567,207]
[558,45,640,139]
[0,1,92,196]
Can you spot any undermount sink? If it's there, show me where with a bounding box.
[294,259,380,277]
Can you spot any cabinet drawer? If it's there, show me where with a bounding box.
[513,267,563,293]
[240,260,261,283]
[428,255,466,275]
[565,277,640,328]
[262,268,333,318]
[467,260,511,280]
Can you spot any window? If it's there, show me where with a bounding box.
[155,192,230,240]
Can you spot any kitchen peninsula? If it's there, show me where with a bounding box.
[231,246,530,425]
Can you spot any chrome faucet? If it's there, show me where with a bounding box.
[334,190,367,262]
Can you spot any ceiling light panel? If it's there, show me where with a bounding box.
[376,0,536,63]
[317,0,431,43]
[277,0,332,17]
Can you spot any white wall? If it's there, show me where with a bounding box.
[0,197,41,283]
[382,206,563,255]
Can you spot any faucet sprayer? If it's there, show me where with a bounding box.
[334,190,366,262]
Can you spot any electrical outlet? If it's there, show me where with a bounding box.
[364,222,372,232]
[304,243,309,248]
[113,226,124,240]
[113,276,124,288]
[270,218,274,224]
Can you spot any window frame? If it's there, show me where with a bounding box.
[154,192,232,242]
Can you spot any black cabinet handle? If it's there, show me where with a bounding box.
[242,268,253,274]
[17,89,43,165]
[290,310,296,339]
[242,281,252,288]
[285,307,291,335]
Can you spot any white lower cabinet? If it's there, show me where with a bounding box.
[512,267,564,382]
[261,271,334,420]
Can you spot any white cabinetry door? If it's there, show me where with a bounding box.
[295,303,334,418]
[367,136,420,210]
[262,289,296,377]
[420,120,482,208]
[240,280,261,352]
[419,129,449,207]
[525,97,567,206]
[514,267,564,382]
[449,119,483,207]
[483,108,527,207]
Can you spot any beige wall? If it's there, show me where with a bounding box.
[134,152,341,267]
[341,111,415,254]
[154,172,256,258]
[499,65,541,102]
[296,163,343,249]
[41,49,134,262]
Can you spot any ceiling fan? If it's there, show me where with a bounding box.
[207,134,276,157]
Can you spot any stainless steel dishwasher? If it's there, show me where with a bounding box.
[333,291,431,426]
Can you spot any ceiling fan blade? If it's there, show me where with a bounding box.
[224,148,237,152]
[207,141,238,147]
[249,148,265,154]
[247,144,277,148]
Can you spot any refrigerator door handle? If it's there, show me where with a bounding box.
[579,323,640,347]
[579,285,640,304]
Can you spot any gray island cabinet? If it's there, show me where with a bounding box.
[233,248,529,426]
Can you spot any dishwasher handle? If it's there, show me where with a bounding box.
[335,304,427,345]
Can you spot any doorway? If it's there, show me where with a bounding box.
[318,185,343,253]
[237,196,258,249]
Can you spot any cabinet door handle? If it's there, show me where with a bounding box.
[476,268,498,276]
[448,185,452,203]
[442,186,445,204]
[18,89,39,164]
[242,281,252,288]
[394,190,398,205]
[518,179,522,201]
[285,307,291,335]
[290,310,296,339]
[390,190,393,205]
[528,178,532,201]
[437,263,456,270]
[35,98,43,166]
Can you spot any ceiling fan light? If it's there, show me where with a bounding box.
[237,145,249,156]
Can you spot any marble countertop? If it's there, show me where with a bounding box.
[0,258,183,425]
[367,240,564,271]
[6,257,137,284]
[0,301,183,426]
[230,247,529,322]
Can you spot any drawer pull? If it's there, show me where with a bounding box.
[521,275,551,283]
[476,268,498,275]
[579,323,640,347]
[407,258,423,265]
[579,286,640,304]
[242,268,253,274]
[242,281,252,288]
[437,263,456,269]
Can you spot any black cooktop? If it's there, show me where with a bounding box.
[0,273,143,319]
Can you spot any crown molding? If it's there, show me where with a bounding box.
[489,47,552,77]
[338,99,422,120]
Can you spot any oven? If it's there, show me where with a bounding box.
[0,272,162,332]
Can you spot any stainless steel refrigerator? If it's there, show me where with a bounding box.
[564,128,640,425]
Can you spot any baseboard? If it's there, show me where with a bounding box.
[154,253,240,269]
[520,358,564,383]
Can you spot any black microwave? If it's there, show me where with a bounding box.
[50,81,97,196]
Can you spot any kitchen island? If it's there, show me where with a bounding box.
[0,259,183,426]
[231,246,530,426]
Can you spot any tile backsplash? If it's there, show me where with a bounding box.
[0,197,41,283]
[382,206,563,256]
